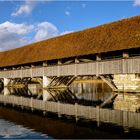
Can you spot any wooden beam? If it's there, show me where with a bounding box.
[123,52,129,58]
[96,54,101,61]
[75,58,79,63]
[100,75,117,91]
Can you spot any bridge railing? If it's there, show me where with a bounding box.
[0,56,140,78]
[0,94,140,130]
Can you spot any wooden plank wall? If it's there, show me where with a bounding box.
[0,57,140,78]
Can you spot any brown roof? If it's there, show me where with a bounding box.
[0,15,140,67]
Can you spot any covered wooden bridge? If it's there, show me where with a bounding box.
[0,16,140,89]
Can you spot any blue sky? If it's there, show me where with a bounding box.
[0,0,140,51]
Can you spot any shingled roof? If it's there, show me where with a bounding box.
[0,15,140,67]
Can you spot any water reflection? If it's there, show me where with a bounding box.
[0,80,140,139]
[46,88,78,103]
[0,82,113,107]
[114,93,140,112]
[0,119,50,139]
[0,107,132,139]
[0,81,140,111]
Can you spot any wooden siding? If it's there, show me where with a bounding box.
[0,57,140,78]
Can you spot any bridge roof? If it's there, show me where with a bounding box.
[0,16,140,67]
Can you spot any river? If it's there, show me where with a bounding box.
[0,81,140,139]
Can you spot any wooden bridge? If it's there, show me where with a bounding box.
[0,16,140,89]
[0,94,140,131]
[1,56,140,90]
[0,16,140,131]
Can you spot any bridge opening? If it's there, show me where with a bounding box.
[128,47,140,57]
[101,50,123,60]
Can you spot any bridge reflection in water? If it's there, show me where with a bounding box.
[2,81,113,107]
[0,82,140,132]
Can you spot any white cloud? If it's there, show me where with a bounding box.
[65,11,70,16]
[121,16,126,19]
[0,20,74,51]
[11,1,37,16]
[133,0,140,6]
[0,21,33,34]
[0,21,33,51]
[60,30,74,35]
[82,3,86,8]
[34,21,59,42]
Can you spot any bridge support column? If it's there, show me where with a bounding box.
[43,89,52,101]
[4,87,10,95]
[4,78,10,87]
[43,76,51,88]
[96,106,100,127]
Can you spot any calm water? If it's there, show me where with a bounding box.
[0,82,140,139]
[0,106,140,139]
[0,119,50,139]
[3,82,113,107]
